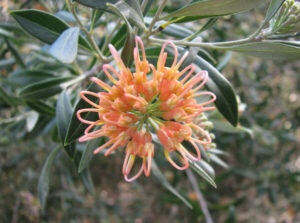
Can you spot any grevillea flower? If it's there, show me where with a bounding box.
[77,37,216,182]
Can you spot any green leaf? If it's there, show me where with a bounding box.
[162,0,262,20]
[151,160,192,208]
[107,2,136,67]
[74,0,118,12]
[5,38,26,68]
[49,27,80,64]
[103,25,127,56]
[9,70,55,86]
[38,145,61,210]
[56,91,76,157]
[0,27,14,39]
[26,111,39,132]
[162,23,193,38]
[75,0,145,29]
[210,154,228,169]
[115,0,145,29]
[0,86,19,107]
[78,137,105,173]
[0,58,15,70]
[262,0,285,27]
[65,82,102,145]
[144,47,174,66]
[19,76,73,100]
[26,100,56,116]
[10,9,91,51]
[188,158,217,188]
[79,168,95,195]
[193,55,238,126]
[220,41,300,60]
[198,160,215,178]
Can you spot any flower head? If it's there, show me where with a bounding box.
[77,37,216,182]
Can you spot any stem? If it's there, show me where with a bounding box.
[149,36,258,50]
[186,169,214,223]
[61,63,103,89]
[66,0,109,63]
[148,0,168,36]
[141,0,149,12]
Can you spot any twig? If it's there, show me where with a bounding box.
[186,169,214,223]
[148,0,168,36]
[65,0,109,63]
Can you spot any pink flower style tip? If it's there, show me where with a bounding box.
[77,37,216,182]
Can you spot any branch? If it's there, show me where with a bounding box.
[186,169,214,223]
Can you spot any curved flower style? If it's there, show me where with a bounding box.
[77,37,216,182]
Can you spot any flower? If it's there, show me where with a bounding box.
[77,37,216,182]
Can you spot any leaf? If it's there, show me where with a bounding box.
[144,47,174,66]
[38,145,61,210]
[10,9,91,51]
[107,2,136,67]
[19,76,73,100]
[151,160,192,208]
[115,0,145,29]
[75,0,145,29]
[4,38,26,68]
[9,70,55,86]
[210,154,228,169]
[26,101,56,116]
[262,0,285,27]
[198,160,215,178]
[212,119,253,136]
[193,55,238,126]
[0,58,15,70]
[79,168,95,195]
[49,27,80,64]
[56,91,76,158]
[163,0,262,20]
[56,91,75,157]
[0,86,19,107]
[26,111,39,132]
[103,25,127,56]
[220,41,300,60]
[188,158,217,188]
[78,137,105,173]
[74,0,118,12]
[121,30,135,67]
[65,82,102,145]
[162,23,193,38]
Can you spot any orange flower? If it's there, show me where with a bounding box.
[77,37,216,182]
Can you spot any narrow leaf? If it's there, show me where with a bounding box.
[49,27,80,64]
[193,55,238,126]
[65,82,102,145]
[163,0,262,20]
[9,70,55,86]
[78,137,105,173]
[188,158,217,188]
[26,101,55,116]
[10,9,91,51]
[38,145,61,210]
[262,0,285,27]
[19,77,73,100]
[79,168,95,195]
[152,160,192,208]
[220,41,300,60]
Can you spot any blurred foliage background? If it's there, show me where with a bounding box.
[1,0,300,222]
